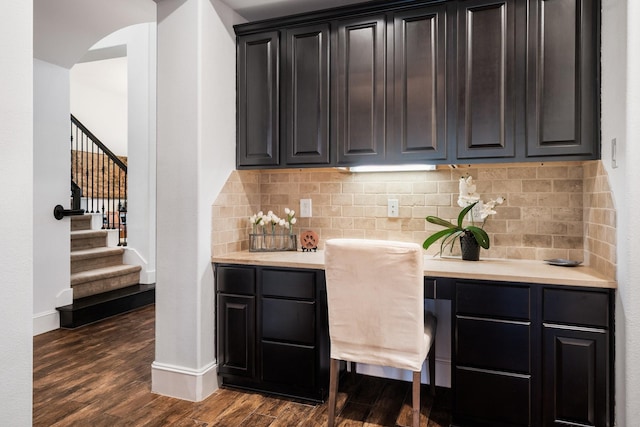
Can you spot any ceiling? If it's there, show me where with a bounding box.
[33,0,371,69]
[221,0,372,22]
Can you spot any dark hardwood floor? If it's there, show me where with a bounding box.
[33,305,451,426]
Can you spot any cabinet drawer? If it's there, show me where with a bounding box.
[456,282,530,320]
[543,288,609,328]
[262,340,316,390]
[455,368,530,426]
[457,317,530,373]
[262,269,315,299]
[217,266,255,295]
[262,298,315,344]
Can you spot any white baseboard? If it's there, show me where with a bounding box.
[151,361,219,401]
[123,249,155,284]
[33,310,59,336]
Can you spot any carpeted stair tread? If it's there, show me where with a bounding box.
[71,264,142,285]
[70,229,109,239]
[71,246,125,260]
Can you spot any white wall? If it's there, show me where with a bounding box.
[122,23,157,284]
[70,23,157,284]
[71,57,128,156]
[601,0,640,424]
[33,59,73,335]
[152,0,239,401]
[0,1,33,424]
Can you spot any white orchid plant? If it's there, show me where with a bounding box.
[423,175,504,255]
[249,208,297,234]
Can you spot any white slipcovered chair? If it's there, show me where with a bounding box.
[324,238,437,427]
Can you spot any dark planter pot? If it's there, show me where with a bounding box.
[460,231,481,261]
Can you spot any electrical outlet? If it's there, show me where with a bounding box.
[300,199,312,217]
[388,199,399,218]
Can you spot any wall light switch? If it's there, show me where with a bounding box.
[612,138,618,169]
[300,199,312,217]
[388,199,399,218]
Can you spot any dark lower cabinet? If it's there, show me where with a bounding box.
[455,368,531,427]
[453,280,536,426]
[452,280,614,427]
[215,264,329,402]
[543,327,608,426]
[542,287,612,426]
[217,294,256,378]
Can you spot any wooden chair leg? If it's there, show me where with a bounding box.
[428,339,436,396]
[328,358,340,427]
[412,370,421,427]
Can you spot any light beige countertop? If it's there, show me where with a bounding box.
[212,250,617,289]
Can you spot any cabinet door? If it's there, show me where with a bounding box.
[456,0,520,159]
[543,326,609,426]
[389,5,447,163]
[526,0,598,158]
[217,294,256,378]
[335,15,386,165]
[237,31,280,167]
[284,24,331,165]
[455,368,531,426]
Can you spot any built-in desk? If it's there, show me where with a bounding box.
[212,251,615,426]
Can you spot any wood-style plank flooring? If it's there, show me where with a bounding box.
[33,305,451,426]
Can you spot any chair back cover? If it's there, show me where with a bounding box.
[324,238,428,371]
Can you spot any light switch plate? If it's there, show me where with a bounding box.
[612,138,618,169]
[388,199,399,218]
[300,199,312,217]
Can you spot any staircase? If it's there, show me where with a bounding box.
[57,214,154,328]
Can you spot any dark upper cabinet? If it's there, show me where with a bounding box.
[388,5,448,163]
[526,0,599,158]
[234,0,600,168]
[283,24,331,165]
[334,15,387,165]
[237,31,280,167]
[455,0,521,160]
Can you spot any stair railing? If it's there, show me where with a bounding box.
[70,114,127,246]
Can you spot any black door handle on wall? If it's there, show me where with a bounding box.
[53,205,85,220]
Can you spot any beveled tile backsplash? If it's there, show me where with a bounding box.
[211,160,616,279]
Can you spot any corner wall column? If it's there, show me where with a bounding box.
[153,0,238,401]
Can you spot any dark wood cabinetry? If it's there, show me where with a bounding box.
[451,279,613,427]
[283,24,331,165]
[542,288,611,426]
[237,31,280,167]
[455,0,521,160]
[453,280,536,426]
[334,14,387,165]
[526,0,599,158]
[215,264,330,402]
[234,0,600,169]
[217,266,256,378]
[389,5,448,163]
